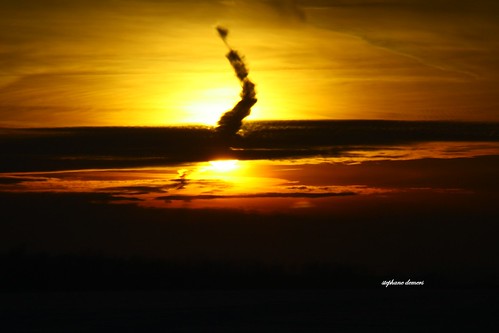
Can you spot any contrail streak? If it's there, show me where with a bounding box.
[215,26,257,137]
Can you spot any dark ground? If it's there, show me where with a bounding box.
[1,289,498,332]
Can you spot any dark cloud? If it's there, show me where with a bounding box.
[157,191,355,201]
[1,121,498,172]
[0,177,46,185]
[215,27,257,137]
[99,186,166,195]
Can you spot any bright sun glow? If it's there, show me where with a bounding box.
[209,160,239,172]
[181,86,239,125]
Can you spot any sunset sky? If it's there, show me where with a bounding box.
[1,0,499,127]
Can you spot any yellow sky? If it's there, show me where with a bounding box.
[1,0,499,127]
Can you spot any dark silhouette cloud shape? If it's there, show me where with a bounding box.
[215,26,257,137]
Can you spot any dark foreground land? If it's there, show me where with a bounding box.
[1,289,498,332]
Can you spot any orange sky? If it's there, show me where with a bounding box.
[1,0,499,127]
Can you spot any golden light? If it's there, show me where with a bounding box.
[209,159,239,172]
[180,85,240,126]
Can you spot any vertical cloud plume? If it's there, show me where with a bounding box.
[215,26,257,137]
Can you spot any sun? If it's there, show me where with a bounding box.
[181,86,240,126]
[209,160,239,172]
[183,103,227,126]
